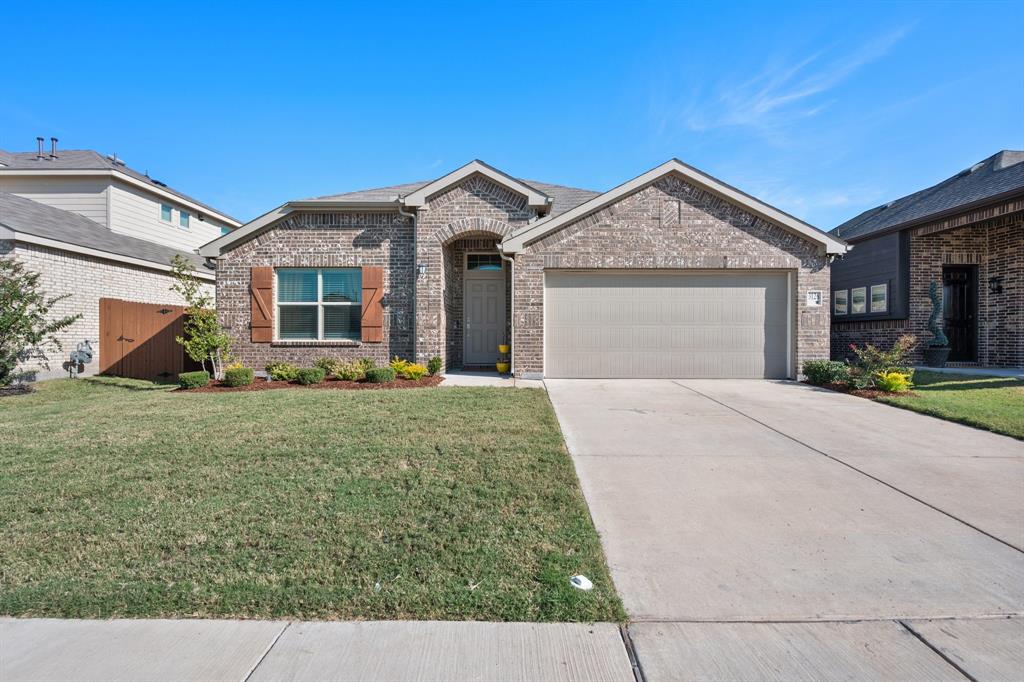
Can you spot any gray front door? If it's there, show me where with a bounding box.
[464,259,506,366]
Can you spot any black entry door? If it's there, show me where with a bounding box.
[942,266,977,362]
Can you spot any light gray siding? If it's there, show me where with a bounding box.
[0,176,109,225]
[544,270,790,379]
[108,181,228,251]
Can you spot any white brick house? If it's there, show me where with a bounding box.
[0,140,242,380]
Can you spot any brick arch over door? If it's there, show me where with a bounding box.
[435,217,514,245]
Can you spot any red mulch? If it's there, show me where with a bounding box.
[804,381,915,400]
[178,375,445,393]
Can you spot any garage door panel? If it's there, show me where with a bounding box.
[545,271,789,379]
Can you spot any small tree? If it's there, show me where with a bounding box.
[926,281,949,347]
[170,255,230,379]
[0,259,80,386]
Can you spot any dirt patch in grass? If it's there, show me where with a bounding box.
[181,375,445,393]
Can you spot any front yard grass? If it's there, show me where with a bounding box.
[877,370,1024,440]
[0,378,624,622]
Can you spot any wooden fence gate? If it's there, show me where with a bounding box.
[99,298,200,380]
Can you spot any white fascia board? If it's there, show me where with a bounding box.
[501,159,849,254]
[198,203,292,257]
[0,169,242,227]
[10,231,215,280]
[402,160,552,209]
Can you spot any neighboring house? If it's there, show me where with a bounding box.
[830,150,1023,368]
[0,138,242,380]
[200,159,846,379]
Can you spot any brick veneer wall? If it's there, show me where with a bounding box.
[215,211,414,368]
[4,240,211,381]
[831,215,1023,367]
[512,174,830,378]
[414,175,534,366]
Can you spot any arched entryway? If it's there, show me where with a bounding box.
[442,233,511,369]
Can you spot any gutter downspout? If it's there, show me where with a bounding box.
[497,243,515,377]
[398,201,418,362]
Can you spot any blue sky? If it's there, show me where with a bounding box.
[3,1,1021,227]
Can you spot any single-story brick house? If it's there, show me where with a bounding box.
[199,159,847,379]
[830,150,1023,368]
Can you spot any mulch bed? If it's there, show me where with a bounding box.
[805,381,915,400]
[179,375,445,393]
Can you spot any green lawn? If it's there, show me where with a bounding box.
[877,370,1024,440]
[0,378,624,622]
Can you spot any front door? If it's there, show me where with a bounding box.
[943,266,977,362]
[464,254,506,366]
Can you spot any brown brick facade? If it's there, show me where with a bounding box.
[513,175,830,377]
[831,215,1023,367]
[216,211,414,368]
[216,171,833,377]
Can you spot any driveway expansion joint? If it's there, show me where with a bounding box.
[243,621,291,682]
[898,620,977,682]
[619,624,648,682]
[670,380,1024,555]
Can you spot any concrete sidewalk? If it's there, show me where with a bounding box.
[0,618,635,682]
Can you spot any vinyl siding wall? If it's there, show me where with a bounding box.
[0,176,110,225]
[108,181,229,251]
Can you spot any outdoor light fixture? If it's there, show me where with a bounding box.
[417,263,428,276]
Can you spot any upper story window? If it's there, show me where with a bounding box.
[851,287,867,314]
[179,211,190,230]
[160,203,173,222]
[833,290,848,315]
[870,284,888,313]
[276,268,362,341]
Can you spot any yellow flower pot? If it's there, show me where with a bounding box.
[496,362,510,374]
[498,344,510,354]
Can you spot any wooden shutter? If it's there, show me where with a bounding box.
[361,266,384,343]
[250,267,274,343]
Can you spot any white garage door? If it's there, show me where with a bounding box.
[544,271,790,379]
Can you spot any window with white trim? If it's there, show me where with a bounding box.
[179,210,190,230]
[851,287,866,314]
[870,283,888,313]
[160,203,173,222]
[834,289,848,315]
[276,268,361,341]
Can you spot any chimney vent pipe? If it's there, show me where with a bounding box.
[50,137,58,159]
[36,137,44,160]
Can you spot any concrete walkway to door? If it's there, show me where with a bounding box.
[546,379,1024,680]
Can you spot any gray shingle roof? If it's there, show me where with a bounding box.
[832,150,1024,241]
[307,178,601,218]
[0,191,209,271]
[0,149,240,224]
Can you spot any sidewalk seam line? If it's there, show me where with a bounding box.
[629,614,1023,624]
[619,624,648,682]
[671,381,1024,555]
[242,621,291,682]
[898,619,977,682]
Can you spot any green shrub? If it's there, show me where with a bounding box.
[331,360,363,381]
[314,357,342,376]
[802,360,850,385]
[295,367,326,385]
[365,367,396,383]
[875,370,913,393]
[178,370,210,389]
[427,356,443,376]
[265,361,299,382]
[357,357,377,372]
[223,367,254,387]
[847,335,917,388]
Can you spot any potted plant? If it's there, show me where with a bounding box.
[496,344,510,374]
[922,280,951,367]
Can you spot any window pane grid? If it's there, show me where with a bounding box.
[276,268,361,341]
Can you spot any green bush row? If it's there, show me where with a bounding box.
[178,370,210,389]
[223,367,254,387]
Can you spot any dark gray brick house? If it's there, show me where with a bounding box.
[830,151,1023,369]
[199,159,847,379]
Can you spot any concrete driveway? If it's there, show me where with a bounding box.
[546,379,1024,680]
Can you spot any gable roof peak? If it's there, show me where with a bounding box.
[401,160,552,210]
